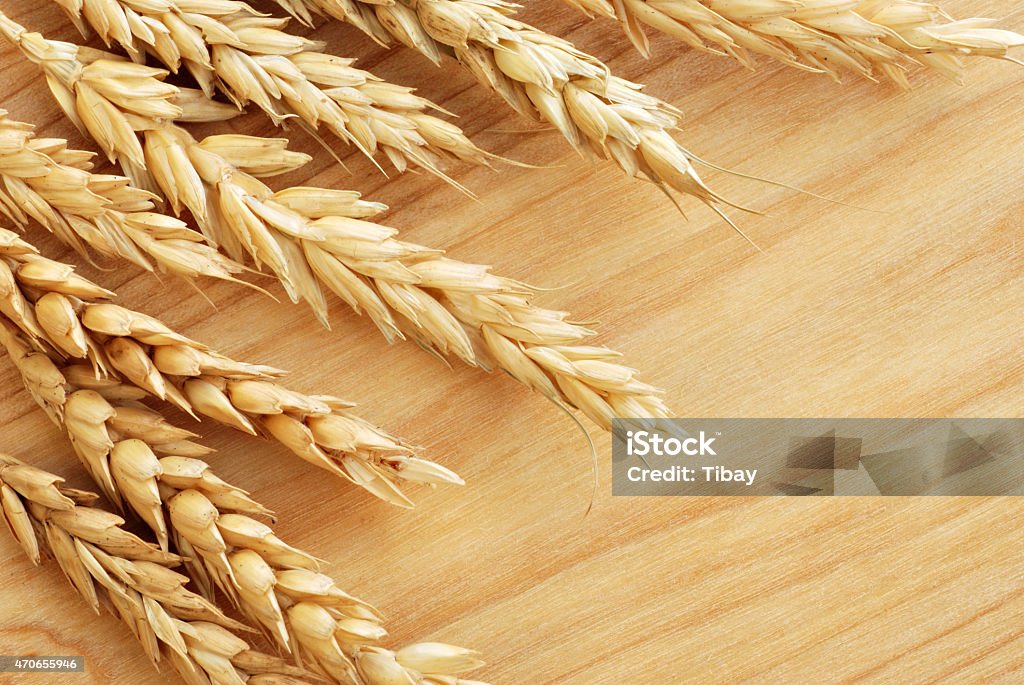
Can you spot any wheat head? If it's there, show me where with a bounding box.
[0,109,257,287]
[2,19,670,431]
[569,0,1024,86]
[0,228,462,507]
[0,454,318,685]
[107,438,487,684]
[271,0,737,210]
[50,0,496,184]
[1,334,484,681]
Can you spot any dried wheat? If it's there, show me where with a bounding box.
[2,334,483,681]
[1,340,484,681]
[110,439,487,684]
[568,0,1024,86]
[0,109,254,285]
[0,454,317,685]
[50,0,495,183]
[0,228,462,507]
[2,19,671,431]
[273,0,735,209]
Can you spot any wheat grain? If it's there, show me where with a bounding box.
[0,228,462,507]
[2,19,671,431]
[273,0,736,210]
[569,0,1024,86]
[50,0,495,183]
[0,109,255,286]
[0,454,318,685]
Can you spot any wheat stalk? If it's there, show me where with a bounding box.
[270,0,741,213]
[1,18,671,431]
[50,0,496,185]
[0,454,318,685]
[568,0,1024,86]
[0,108,258,287]
[0,228,462,507]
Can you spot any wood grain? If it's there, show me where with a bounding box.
[1,1,1023,683]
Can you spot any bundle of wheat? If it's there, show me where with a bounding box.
[0,19,670,431]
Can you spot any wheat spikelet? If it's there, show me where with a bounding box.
[1,19,670,431]
[271,0,738,211]
[49,0,495,183]
[0,228,462,507]
[0,109,255,286]
[569,0,1024,86]
[0,454,318,685]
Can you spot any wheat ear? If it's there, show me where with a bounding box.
[0,454,319,685]
[1,19,670,431]
[0,228,462,507]
[0,108,257,286]
[49,0,496,184]
[1,326,484,680]
[116,439,486,684]
[271,0,738,211]
[569,0,1024,87]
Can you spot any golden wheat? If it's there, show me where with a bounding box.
[3,453,486,684]
[568,0,1024,86]
[2,19,670,431]
[272,0,738,211]
[0,227,462,507]
[2,319,482,679]
[120,439,486,683]
[0,454,317,685]
[2,311,482,679]
[50,0,495,184]
[0,109,255,286]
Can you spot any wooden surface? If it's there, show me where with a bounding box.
[1,1,1023,683]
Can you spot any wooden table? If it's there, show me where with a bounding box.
[1,1,1022,682]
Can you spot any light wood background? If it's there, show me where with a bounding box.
[1,1,1022,683]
